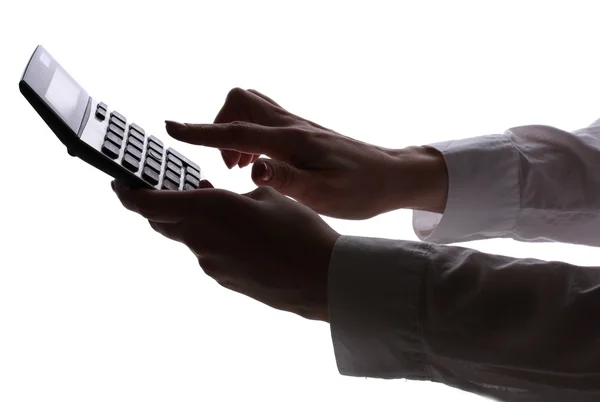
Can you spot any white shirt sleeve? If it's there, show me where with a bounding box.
[413,119,600,246]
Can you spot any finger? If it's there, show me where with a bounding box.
[213,87,288,127]
[250,154,260,163]
[251,158,310,199]
[247,89,282,107]
[247,89,328,131]
[237,153,254,168]
[165,121,303,162]
[149,220,185,243]
[199,179,214,189]
[112,180,227,223]
[221,149,241,169]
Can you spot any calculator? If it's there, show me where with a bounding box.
[19,45,202,191]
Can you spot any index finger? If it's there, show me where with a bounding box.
[165,121,303,163]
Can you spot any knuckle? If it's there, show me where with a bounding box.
[226,87,247,103]
[287,127,313,149]
[251,186,277,200]
[211,188,237,202]
[229,120,250,130]
[275,163,295,190]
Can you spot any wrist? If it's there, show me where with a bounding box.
[388,146,448,214]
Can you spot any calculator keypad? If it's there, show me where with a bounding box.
[97,103,201,189]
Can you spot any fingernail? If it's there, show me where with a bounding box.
[165,120,187,133]
[256,161,272,182]
[222,154,236,169]
[199,180,214,189]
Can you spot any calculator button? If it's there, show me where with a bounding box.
[164,169,180,184]
[145,157,162,173]
[147,149,163,162]
[129,123,145,135]
[166,153,183,168]
[148,135,163,148]
[109,116,126,131]
[127,135,144,151]
[186,166,200,179]
[105,132,122,148]
[167,147,200,172]
[125,145,142,161]
[166,148,185,161]
[167,147,188,164]
[101,141,120,159]
[148,140,163,154]
[184,174,200,188]
[162,178,179,191]
[122,153,140,172]
[95,109,106,121]
[107,123,124,137]
[128,129,145,143]
[188,161,201,173]
[95,104,106,121]
[183,183,196,191]
[142,166,159,185]
[166,161,181,175]
[111,111,126,124]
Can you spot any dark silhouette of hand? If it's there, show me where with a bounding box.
[111,180,339,322]
[165,88,447,219]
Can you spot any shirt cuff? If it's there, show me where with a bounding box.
[328,235,430,380]
[412,133,520,244]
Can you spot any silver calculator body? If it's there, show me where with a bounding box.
[20,45,202,191]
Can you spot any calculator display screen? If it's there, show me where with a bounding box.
[45,69,81,124]
[21,46,90,135]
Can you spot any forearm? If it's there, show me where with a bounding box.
[329,236,600,400]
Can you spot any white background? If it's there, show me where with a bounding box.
[1,1,600,401]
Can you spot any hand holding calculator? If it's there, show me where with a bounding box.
[19,45,202,190]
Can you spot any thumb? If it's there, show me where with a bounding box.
[251,158,307,196]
